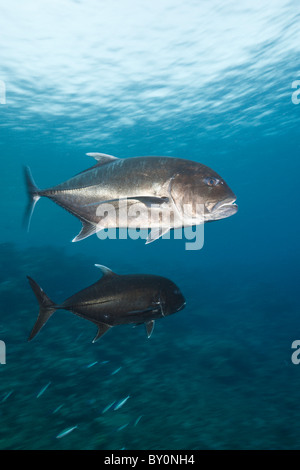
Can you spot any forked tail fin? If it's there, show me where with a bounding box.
[27,276,58,341]
[23,166,41,231]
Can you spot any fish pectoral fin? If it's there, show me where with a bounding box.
[80,196,169,208]
[128,196,169,207]
[157,293,166,317]
[146,227,170,244]
[86,153,119,164]
[145,320,155,338]
[72,221,100,242]
[160,301,166,317]
[92,322,112,343]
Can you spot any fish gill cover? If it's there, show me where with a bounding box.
[0,0,300,451]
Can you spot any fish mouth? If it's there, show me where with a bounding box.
[212,197,238,213]
[205,196,238,220]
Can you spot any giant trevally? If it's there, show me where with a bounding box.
[27,264,186,342]
[24,153,238,243]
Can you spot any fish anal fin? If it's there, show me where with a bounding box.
[92,323,112,343]
[72,221,99,242]
[146,227,170,244]
[145,320,155,338]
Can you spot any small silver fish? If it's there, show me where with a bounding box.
[101,401,116,414]
[134,415,143,426]
[56,425,78,439]
[52,404,64,414]
[37,381,51,398]
[86,361,98,368]
[111,366,122,375]
[113,396,130,411]
[1,390,13,402]
[117,423,129,432]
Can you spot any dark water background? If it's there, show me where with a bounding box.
[0,0,300,449]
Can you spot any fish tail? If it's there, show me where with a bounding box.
[23,166,41,231]
[27,276,58,341]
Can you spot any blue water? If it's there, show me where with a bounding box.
[0,0,300,450]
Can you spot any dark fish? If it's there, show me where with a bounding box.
[24,153,238,243]
[27,264,186,342]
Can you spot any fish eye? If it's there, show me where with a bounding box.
[204,176,220,186]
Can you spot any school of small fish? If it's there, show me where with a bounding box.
[1,361,143,440]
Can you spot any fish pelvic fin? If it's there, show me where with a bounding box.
[146,227,170,244]
[145,320,155,338]
[23,166,41,232]
[92,322,112,343]
[27,276,58,341]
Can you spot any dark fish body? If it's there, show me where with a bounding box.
[24,153,238,243]
[27,265,186,342]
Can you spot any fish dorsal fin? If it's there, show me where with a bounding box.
[86,153,119,165]
[145,320,155,338]
[92,322,112,343]
[95,264,118,278]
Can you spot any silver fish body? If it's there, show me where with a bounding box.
[24,153,238,243]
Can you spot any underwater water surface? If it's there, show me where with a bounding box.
[0,0,300,450]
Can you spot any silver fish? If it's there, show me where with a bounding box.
[113,396,130,411]
[1,390,13,402]
[111,366,122,376]
[56,425,77,439]
[52,404,64,414]
[102,401,116,414]
[24,153,237,243]
[116,423,129,432]
[86,361,98,368]
[134,415,143,426]
[36,381,51,398]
